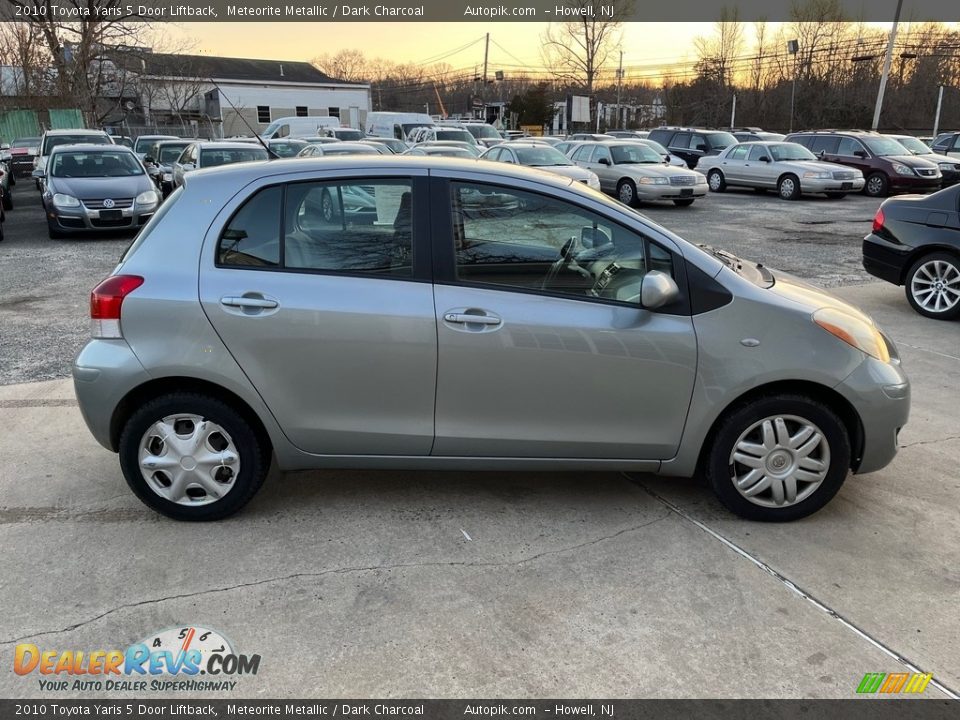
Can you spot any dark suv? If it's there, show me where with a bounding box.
[647,127,738,169]
[785,131,941,197]
[931,132,960,160]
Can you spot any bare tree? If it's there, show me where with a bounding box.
[540,0,632,122]
[311,49,370,82]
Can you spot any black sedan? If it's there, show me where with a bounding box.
[863,183,960,319]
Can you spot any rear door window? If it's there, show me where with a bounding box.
[217,186,282,268]
[671,133,691,149]
[809,136,840,154]
[728,146,749,160]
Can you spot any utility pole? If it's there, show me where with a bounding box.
[730,94,737,130]
[787,39,799,133]
[615,49,623,130]
[933,84,945,137]
[482,33,489,84]
[872,0,904,131]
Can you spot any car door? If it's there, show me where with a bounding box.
[745,144,777,188]
[721,145,749,184]
[590,145,617,192]
[668,133,693,167]
[430,174,697,460]
[834,137,871,176]
[199,170,437,455]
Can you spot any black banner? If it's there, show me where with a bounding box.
[1,0,960,23]
[0,700,958,719]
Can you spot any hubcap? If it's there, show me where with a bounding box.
[867,177,883,194]
[138,414,240,506]
[709,173,722,191]
[729,414,830,508]
[911,259,960,313]
[780,179,795,197]
[619,184,633,203]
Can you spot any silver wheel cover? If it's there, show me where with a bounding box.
[779,178,796,198]
[138,414,241,506]
[618,183,633,203]
[729,414,831,508]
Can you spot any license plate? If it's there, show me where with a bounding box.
[841,182,852,190]
[681,188,693,196]
[99,209,122,220]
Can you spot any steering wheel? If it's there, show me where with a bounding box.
[541,237,577,290]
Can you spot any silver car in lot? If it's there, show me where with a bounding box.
[171,141,269,189]
[698,142,865,200]
[480,141,601,190]
[73,157,909,523]
[569,140,708,206]
[41,144,159,239]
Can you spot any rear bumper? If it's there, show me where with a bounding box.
[862,233,910,285]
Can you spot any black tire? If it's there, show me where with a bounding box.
[47,222,66,240]
[705,394,851,522]
[616,179,638,207]
[320,188,337,222]
[777,174,801,200]
[2,190,13,211]
[707,169,726,193]
[673,198,695,206]
[904,251,960,320]
[118,392,270,521]
[825,192,847,199]
[864,172,889,198]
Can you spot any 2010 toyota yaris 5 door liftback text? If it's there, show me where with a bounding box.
[73,156,910,522]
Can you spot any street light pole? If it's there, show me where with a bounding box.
[872,0,904,131]
[787,40,799,133]
[933,84,945,138]
[615,49,623,129]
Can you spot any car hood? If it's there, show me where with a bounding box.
[616,163,694,177]
[767,272,875,323]
[783,159,859,174]
[530,164,594,181]
[49,175,152,199]
[918,152,960,166]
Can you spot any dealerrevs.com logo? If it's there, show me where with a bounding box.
[14,626,260,693]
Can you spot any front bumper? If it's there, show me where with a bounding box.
[47,203,156,233]
[73,339,152,451]
[836,354,910,475]
[803,177,865,193]
[939,167,960,187]
[637,184,708,201]
[862,232,910,285]
[889,175,941,193]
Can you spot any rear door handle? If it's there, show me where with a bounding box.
[221,296,278,309]
[444,312,500,325]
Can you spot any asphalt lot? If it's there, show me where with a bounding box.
[0,178,958,699]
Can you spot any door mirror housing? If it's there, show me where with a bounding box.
[696,143,709,152]
[817,150,826,159]
[641,271,681,310]
[759,155,771,163]
[182,162,195,171]
[854,150,868,158]
[598,157,610,165]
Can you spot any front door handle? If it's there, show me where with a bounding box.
[444,312,500,325]
[221,296,278,309]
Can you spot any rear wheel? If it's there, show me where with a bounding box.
[118,392,270,521]
[905,252,960,320]
[707,169,726,192]
[673,198,695,206]
[706,394,850,521]
[778,174,801,200]
[617,179,638,207]
[865,172,889,198]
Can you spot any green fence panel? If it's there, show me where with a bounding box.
[48,109,85,130]
[0,110,40,144]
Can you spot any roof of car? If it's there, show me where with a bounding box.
[44,129,110,136]
[195,141,270,150]
[49,143,134,153]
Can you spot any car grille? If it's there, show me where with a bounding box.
[83,198,133,209]
[832,171,857,180]
[915,168,938,177]
[669,175,696,186]
[91,216,133,228]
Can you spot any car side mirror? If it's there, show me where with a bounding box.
[854,150,867,158]
[817,150,826,159]
[759,156,771,163]
[32,168,45,178]
[182,162,195,171]
[598,157,610,165]
[641,271,681,310]
[696,144,709,152]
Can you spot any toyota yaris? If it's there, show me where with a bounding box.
[73,157,910,522]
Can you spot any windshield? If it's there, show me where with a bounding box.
[135,137,172,154]
[12,137,40,148]
[769,143,817,161]
[402,123,433,136]
[270,141,307,157]
[893,136,931,155]
[334,129,364,141]
[465,125,500,139]
[611,144,663,164]
[44,134,112,154]
[514,146,572,166]
[200,147,269,166]
[436,129,476,144]
[156,143,191,163]
[864,137,909,156]
[51,150,144,177]
[322,146,379,156]
[640,139,670,156]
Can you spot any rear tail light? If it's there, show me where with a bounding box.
[90,275,143,339]
[872,208,885,233]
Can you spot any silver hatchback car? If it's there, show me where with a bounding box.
[73,157,910,522]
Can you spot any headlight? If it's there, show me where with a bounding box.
[587,173,600,189]
[813,307,890,363]
[803,171,832,179]
[938,162,954,171]
[136,190,159,206]
[695,173,707,184]
[52,193,80,208]
[892,162,915,176]
[639,176,670,185]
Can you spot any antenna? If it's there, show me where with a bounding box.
[208,77,279,158]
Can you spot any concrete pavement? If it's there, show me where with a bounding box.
[0,281,957,699]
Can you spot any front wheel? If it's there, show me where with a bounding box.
[118,393,270,521]
[705,394,851,521]
[864,172,889,198]
[707,169,726,192]
[778,174,801,200]
[617,179,638,207]
[905,252,960,320]
[673,198,695,206]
